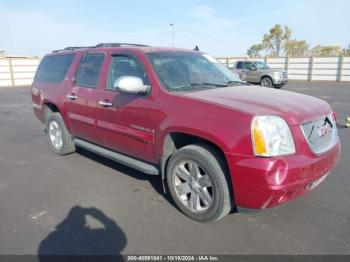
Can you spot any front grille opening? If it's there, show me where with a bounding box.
[301,113,338,154]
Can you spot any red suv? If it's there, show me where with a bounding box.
[31,43,340,222]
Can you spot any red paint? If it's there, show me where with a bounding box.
[32,46,341,210]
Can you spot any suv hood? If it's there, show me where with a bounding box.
[260,68,286,73]
[180,86,330,125]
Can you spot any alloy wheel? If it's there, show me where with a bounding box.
[261,78,272,87]
[173,160,214,212]
[48,120,63,150]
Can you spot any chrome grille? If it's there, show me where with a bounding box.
[301,113,338,154]
[282,71,288,78]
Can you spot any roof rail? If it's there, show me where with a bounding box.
[94,43,149,48]
[52,43,149,53]
[52,46,92,53]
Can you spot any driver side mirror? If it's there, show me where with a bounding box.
[114,76,150,95]
[250,66,257,71]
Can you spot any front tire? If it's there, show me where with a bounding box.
[273,84,284,89]
[166,144,232,223]
[46,112,76,155]
[260,76,273,88]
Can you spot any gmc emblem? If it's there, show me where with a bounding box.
[318,117,333,137]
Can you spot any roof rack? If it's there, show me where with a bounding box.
[95,43,149,48]
[52,46,92,53]
[52,43,149,53]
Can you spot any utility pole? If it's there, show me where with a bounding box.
[170,23,174,47]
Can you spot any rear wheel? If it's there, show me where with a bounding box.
[46,111,75,155]
[166,144,232,223]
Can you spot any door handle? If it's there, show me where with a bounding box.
[98,100,113,107]
[67,94,78,100]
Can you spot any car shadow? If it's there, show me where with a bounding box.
[76,147,176,208]
[37,206,127,259]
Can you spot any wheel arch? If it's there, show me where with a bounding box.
[260,75,273,82]
[160,132,233,200]
[43,101,60,123]
[44,101,60,112]
[42,100,71,131]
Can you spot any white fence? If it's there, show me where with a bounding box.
[1,56,350,87]
[216,56,350,82]
[0,57,41,87]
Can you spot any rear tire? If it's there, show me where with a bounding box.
[166,144,232,223]
[46,111,75,155]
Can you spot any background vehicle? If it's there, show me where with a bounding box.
[31,43,340,223]
[233,60,288,88]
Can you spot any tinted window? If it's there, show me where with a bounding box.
[75,53,104,88]
[35,54,75,83]
[255,61,271,69]
[236,62,243,69]
[244,62,255,70]
[106,55,148,90]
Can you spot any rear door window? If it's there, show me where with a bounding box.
[244,62,255,70]
[35,54,75,83]
[75,53,105,88]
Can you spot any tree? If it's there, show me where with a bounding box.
[262,24,291,57]
[311,45,342,56]
[343,45,350,56]
[247,44,263,58]
[284,39,310,57]
[0,51,5,57]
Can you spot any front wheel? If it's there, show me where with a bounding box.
[273,84,284,89]
[260,77,273,88]
[166,144,232,223]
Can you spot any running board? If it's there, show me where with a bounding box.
[74,138,159,175]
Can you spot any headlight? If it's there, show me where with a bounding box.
[274,72,281,79]
[251,116,295,157]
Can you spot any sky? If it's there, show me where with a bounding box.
[0,0,349,57]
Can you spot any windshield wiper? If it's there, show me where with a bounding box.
[173,82,228,91]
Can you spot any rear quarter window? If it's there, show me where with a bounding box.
[35,54,75,83]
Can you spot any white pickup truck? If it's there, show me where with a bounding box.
[233,60,288,89]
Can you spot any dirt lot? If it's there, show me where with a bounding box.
[0,81,349,255]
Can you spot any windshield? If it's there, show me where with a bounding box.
[147,52,244,92]
[255,61,271,69]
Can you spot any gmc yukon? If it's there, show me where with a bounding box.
[31,43,340,222]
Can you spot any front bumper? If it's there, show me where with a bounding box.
[225,142,340,210]
[273,78,288,85]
